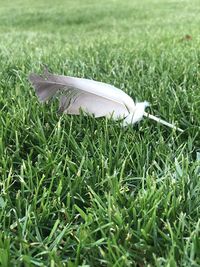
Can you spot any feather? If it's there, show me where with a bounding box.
[29,69,183,132]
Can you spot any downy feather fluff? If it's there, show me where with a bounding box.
[29,69,183,132]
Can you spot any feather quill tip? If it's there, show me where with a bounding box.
[144,112,184,133]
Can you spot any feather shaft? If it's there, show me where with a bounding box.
[144,112,183,132]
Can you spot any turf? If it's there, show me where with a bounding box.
[0,0,200,266]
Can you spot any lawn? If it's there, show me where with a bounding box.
[0,0,200,266]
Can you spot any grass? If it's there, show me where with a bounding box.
[0,0,200,266]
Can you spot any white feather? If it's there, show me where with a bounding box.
[29,69,183,132]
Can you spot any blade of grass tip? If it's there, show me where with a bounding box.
[144,112,184,133]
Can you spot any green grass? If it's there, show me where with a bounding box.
[0,0,200,266]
